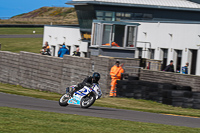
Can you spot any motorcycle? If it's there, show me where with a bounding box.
[59,83,102,108]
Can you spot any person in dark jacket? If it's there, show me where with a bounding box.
[70,72,100,97]
[164,60,174,72]
[58,45,69,57]
[73,46,80,56]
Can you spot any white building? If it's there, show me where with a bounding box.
[135,21,200,75]
[42,0,200,75]
[43,25,88,57]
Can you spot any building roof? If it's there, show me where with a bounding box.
[68,0,200,11]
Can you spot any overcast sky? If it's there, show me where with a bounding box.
[0,0,72,18]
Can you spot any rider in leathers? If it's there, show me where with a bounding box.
[70,72,101,97]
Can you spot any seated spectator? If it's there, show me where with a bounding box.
[58,44,69,57]
[73,46,80,56]
[40,41,51,56]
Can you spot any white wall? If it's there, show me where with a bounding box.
[43,25,88,57]
[136,21,200,75]
[43,23,200,75]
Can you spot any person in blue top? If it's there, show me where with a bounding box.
[58,44,69,57]
[182,62,189,74]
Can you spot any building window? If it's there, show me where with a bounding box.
[105,18,112,21]
[91,21,138,49]
[126,26,137,47]
[135,13,143,19]
[105,12,113,17]
[96,11,153,21]
[96,11,115,21]
[113,25,125,47]
[76,10,94,29]
[116,12,122,17]
[96,11,103,16]
[143,14,153,19]
[115,12,133,21]
[125,13,131,18]
[102,25,112,45]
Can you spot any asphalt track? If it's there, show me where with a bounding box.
[0,92,200,128]
[0,34,43,38]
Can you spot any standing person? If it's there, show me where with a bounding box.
[73,46,80,56]
[58,44,69,57]
[182,62,189,74]
[109,61,124,97]
[164,60,174,72]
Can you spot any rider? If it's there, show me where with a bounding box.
[69,72,101,97]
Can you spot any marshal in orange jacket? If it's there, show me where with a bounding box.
[110,65,124,79]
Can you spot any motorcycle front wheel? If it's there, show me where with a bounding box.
[80,92,96,108]
[59,93,70,106]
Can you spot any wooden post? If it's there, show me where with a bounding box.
[0,43,1,50]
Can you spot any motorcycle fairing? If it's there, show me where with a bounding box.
[68,86,93,105]
[68,95,81,105]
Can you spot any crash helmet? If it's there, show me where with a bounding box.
[92,72,100,82]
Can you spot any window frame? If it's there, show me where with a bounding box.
[91,20,139,49]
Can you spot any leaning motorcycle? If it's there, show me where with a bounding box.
[59,83,102,108]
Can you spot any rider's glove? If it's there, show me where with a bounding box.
[77,83,84,89]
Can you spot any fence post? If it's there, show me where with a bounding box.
[0,43,1,50]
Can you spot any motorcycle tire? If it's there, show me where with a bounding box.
[59,93,70,106]
[80,92,96,108]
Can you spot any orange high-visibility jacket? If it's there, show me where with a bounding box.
[102,42,120,47]
[110,65,124,79]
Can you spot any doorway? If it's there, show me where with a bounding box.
[190,49,197,75]
[67,46,71,55]
[161,49,168,71]
[174,50,182,73]
[51,46,56,56]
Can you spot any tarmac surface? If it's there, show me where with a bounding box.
[0,34,43,38]
[0,92,200,128]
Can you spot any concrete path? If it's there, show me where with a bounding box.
[0,34,43,38]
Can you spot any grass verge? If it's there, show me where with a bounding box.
[0,27,44,34]
[0,107,199,133]
[0,38,43,53]
[0,82,200,118]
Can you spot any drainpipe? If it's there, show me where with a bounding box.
[136,41,151,58]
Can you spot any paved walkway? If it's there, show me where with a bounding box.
[0,34,43,38]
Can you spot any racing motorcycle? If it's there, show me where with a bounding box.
[59,83,102,108]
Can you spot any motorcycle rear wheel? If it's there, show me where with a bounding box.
[80,92,96,108]
[59,93,70,106]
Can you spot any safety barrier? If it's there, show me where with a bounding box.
[116,79,200,109]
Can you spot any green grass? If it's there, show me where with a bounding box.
[0,38,43,53]
[0,82,200,118]
[0,27,44,34]
[0,107,199,133]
